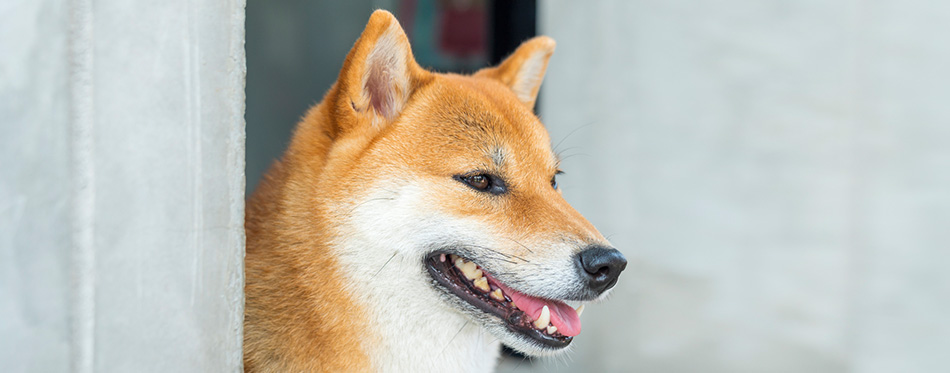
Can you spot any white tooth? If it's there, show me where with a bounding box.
[490,288,505,301]
[461,262,482,280]
[454,258,465,269]
[546,325,557,334]
[534,305,551,329]
[575,304,585,317]
[473,277,490,292]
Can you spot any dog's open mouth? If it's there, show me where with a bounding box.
[425,252,582,349]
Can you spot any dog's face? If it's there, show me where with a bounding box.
[317,11,626,356]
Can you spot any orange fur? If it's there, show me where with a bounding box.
[245,10,604,372]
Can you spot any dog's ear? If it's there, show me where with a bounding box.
[336,10,427,129]
[476,36,556,110]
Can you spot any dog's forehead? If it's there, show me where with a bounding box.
[397,76,557,172]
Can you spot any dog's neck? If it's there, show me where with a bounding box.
[334,235,502,371]
[362,287,502,372]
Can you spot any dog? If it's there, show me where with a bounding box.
[244,10,626,372]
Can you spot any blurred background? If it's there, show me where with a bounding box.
[247,0,950,372]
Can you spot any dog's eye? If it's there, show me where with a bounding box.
[455,173,507,195]
[467,174,490,190]
[551,175,558,189]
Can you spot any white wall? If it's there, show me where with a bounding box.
[0,0,246,371]
[507,0,950,372]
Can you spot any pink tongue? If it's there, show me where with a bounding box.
[490,279,582,337]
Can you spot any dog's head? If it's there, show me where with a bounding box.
[309,10,626,356]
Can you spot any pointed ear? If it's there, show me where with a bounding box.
[337,10,427,127]
[476,36,556,109]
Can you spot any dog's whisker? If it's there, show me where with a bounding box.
[439,320,469,356]
[552,122,595,155]
[476,254,519,265]
[466,244,511,258]
[372,252,398,278]
[378,188,400,195]
[466,245,526,265]
[476,246,517,259]
[479,246,514,258]
[504,237,535,254]
[556,152,591,162]
[344,196,396,217]
[485,255,518,265]
[513,354,530,370]
[554,145,584,156]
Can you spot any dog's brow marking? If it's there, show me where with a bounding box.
[439,320,469,356]
[490,147,505,168]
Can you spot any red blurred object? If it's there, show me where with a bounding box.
[437,1,486,58]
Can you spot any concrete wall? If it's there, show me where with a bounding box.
[0,0,246,371]
[499,0,950,372]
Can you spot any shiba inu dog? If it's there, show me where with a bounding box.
[244,10,627,372]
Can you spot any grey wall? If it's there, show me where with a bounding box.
[500,0,950,372]
[0,0,246,371]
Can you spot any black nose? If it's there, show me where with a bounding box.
[576,246,627,294]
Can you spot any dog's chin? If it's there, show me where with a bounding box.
[424,251,584,357]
